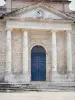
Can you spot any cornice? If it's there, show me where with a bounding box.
[5,18,73,24]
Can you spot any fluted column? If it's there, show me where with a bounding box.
[23,30,30,82]
[6,28,12,74]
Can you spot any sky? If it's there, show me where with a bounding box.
[0,0,75,11]
[69,0,75,11]
[0,0,6,6]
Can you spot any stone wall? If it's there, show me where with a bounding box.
[0,22,6,81]
[29,30,67,81]
[57,31,67,74]
[7,29,69,81]
[29,30,52,81]
[0,22,74,82]
[72,23,75,74]
[12,30,23,74]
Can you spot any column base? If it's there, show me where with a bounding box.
[0,72,5,82]
[21,72,30,83]
[5,73,15,83]
[67,72,74,82]
[52,71,59,82]
[5,73,30,84]
[52,71,74,83]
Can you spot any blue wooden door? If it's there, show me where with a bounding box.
[31,53,46,81]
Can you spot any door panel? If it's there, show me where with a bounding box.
[31,53,46,81]
[31,54,38,81]
[38,53,46,81]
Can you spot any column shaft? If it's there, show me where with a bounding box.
[6,29,12,73]
[52,31,57,72]
[67,31,72,72]
[23,31,29,74]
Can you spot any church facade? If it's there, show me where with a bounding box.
[0,0,75,91]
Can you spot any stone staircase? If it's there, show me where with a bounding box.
[0,82,75,92]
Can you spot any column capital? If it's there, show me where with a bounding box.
[22,29,29,33]
[6,28,13,32]
[65,30,72,33]
[51,30,58,33]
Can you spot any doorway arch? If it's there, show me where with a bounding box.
[31,45,46,81]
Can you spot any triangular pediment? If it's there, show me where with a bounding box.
[7,3,71,20]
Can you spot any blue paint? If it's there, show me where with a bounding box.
[31,53,46,81]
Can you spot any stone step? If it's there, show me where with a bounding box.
[0,82,75,92]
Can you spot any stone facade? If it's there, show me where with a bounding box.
[0,22,6,82]
[12,30,23,74]
[72,24,75,74]
[0,1,75,87]
[29,31,52,81]
[57,32,67,74]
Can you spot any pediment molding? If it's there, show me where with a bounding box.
[6,3,73,20]
[6,17,73,24]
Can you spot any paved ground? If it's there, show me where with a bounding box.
[0,92,75,100]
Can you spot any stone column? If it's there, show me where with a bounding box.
[23,30,30,83]
[52,31,57,72]
[5,28,13,83]
[6,29,12,74]
[66,31,72,72]
[66,30,74,81]
[52,30,58,82]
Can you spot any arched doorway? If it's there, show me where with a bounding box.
[31,45,46,81]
